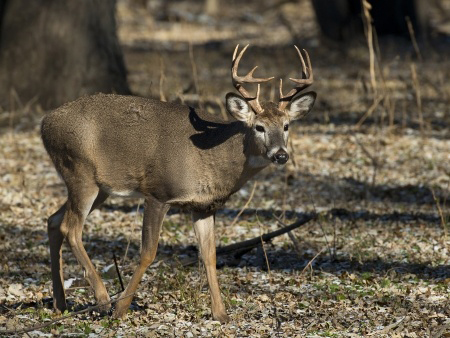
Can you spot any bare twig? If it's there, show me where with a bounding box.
[229,181,258,228]
[361,0,377,95]
[113,252,125,292]
[355,94,383,129]
[410,63,425,136]
[273,214,303,256]
[405,16,423,62]
[277,165,304,255]
[300,247,326,276]
[159,56,166,102]
[256,213,272,276]
[215,97,228,121]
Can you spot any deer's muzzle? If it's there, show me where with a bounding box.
[272,149,289,165]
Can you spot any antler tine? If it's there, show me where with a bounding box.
[256,83,261,103]
[289,47,313,85]
[278,46,314,111]
[232,44,240,63]
[231,44,274,114]
[232,45,274,84]
[295,46,307,75]
[279,78,283,100]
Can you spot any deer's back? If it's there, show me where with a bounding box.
[41,94,247,208]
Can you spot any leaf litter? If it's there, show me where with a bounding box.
[1,0,450,336]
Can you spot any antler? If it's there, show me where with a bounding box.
[232,44,274,114]
[278,46,314,111]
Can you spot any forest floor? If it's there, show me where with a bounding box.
[0,0,449,336]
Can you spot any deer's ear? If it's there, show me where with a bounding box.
[226,93,254,124]
[286,91,316,120]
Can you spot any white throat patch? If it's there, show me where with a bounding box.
[247,155,271,168]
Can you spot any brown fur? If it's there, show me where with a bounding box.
[42,66,316,322]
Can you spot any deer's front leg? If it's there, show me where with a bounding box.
[193,212,230,323]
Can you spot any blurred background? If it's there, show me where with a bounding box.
[0,0,449,130]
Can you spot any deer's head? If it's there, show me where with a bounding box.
[226,45,316,166]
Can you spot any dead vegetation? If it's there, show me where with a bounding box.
[0,0,449,336]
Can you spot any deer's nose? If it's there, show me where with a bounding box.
[272,149,289,164]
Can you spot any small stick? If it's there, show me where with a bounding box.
[113,252,125,292]
[256,213,271,276]
[159,56,166,102]
[273,214,303,256]
[300,247,325,276]
[229,181,257,228]
[361,0,377,95]
[410,63,425,136]
[215,97,228,121]
[355,94,383,129]
[405,16,423,62]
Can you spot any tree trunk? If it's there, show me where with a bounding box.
[311,0,429,42]
[0,0,130,110]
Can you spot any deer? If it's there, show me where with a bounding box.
[41,44,316,323]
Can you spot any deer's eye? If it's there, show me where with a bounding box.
[284,124,289,131]
[255,125,265,133]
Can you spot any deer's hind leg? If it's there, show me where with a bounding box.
[48,202,68,313]
[113,197,169,318]
[48,176,110,313]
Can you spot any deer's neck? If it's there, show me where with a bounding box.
[185,122,267,210]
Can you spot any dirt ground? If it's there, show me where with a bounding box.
[0,0,449,336]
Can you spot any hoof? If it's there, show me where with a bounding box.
[112,303,128,319]
[96,296,112,314]
[97,303,111,316]
[213,312,230,324]
[52,299,67,314]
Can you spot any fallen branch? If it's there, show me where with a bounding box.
[182,213,316,266]
[219,213,316,255]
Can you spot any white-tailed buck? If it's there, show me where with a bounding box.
[41,45,316,323]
